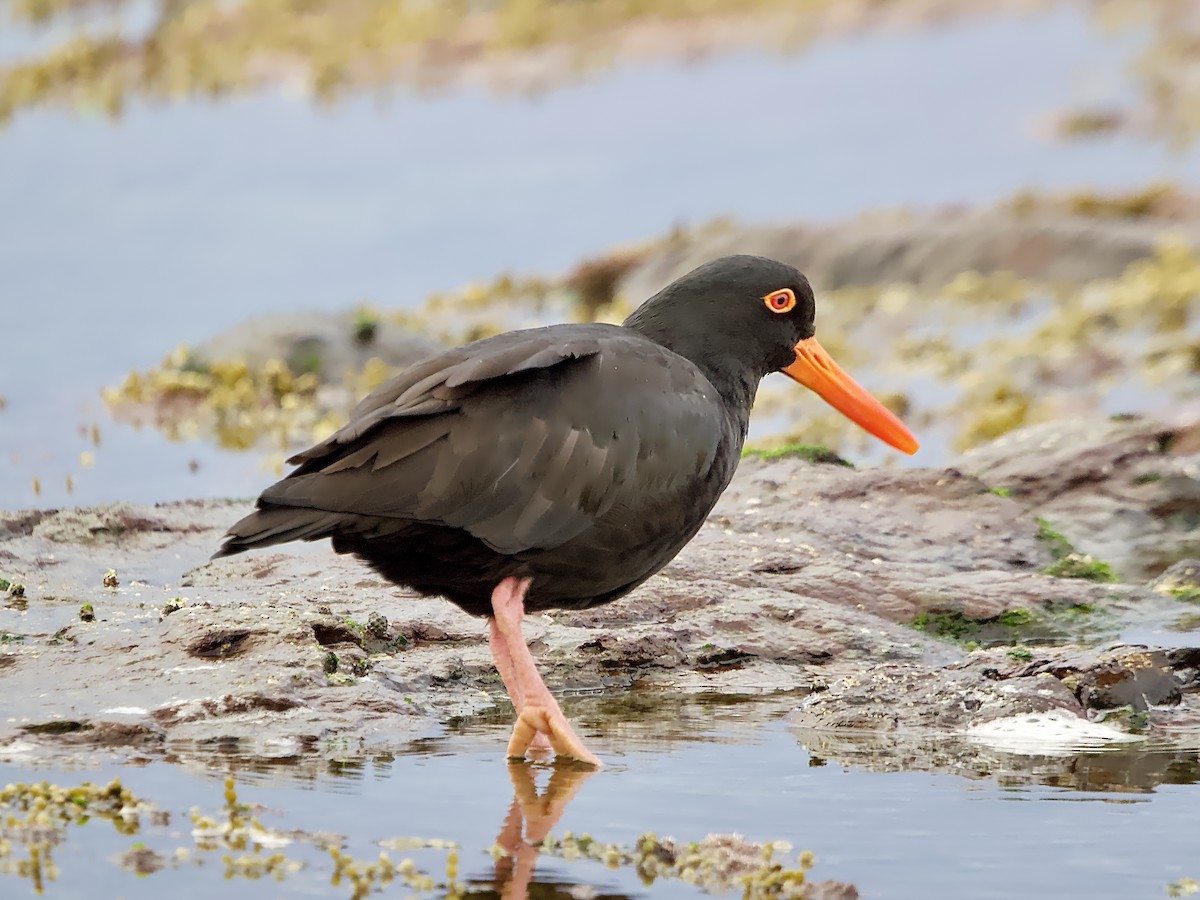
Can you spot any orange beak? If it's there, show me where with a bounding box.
[781,337,919,455]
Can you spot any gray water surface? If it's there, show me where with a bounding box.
[1,693,1196,900]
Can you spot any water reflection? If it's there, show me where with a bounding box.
[487,762,596,900]
[448,690,799,757]
[3,689,1199,897]
[112,689,1200,800]
[793,727,1200,794]
[0,750,820,900]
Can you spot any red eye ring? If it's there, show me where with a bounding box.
[763,288,796,314]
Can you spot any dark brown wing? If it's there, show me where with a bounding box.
[217,323,731,557]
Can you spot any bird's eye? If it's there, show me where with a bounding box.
[763,288,796,314]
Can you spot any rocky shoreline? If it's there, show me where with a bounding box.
[2,413,1196,779]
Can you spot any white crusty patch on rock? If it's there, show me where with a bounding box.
[964,709,1144,756]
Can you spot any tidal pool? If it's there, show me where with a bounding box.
[1,693,1197,899]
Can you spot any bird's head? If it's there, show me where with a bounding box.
[623,254,918,455]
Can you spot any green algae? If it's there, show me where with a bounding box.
[911,599,1107,648]
[998,608,1036,627]
[1043,554,1119,582]
[1035,517,1119,582]
[527,831,818,899]
[741,444,854,467]
[0,767,824,899]
[1035,518,1076,560]
[352,305,380,346]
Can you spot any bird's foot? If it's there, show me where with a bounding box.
[507,706,602,768]
[491,575,601,767]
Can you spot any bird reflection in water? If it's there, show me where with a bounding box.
[491,761,596,900]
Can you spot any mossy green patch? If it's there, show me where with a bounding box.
[353,305,380,345]
[741,444,853,467]
[1034,518,1119,581]
[1171,587,1200,603]
[910,601,1107,647]
[988,486,1012,497]
[998,608,1036,627]
[1043,553,1118,582]
[907,609,1041,643]
[1102,706,1151,735]
[1035,517,1075,559]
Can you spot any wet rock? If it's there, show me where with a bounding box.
[674,459,1157,640]
[793,718,1200,792]
[788,663,1085,733]
[1153,559,1200,594]
[1024,646,1200,710]
[807,883,860,900]
[1,417,1198,764]
[789,644,1200,734]
[788,644,1200,790]
[959,415,1200,580]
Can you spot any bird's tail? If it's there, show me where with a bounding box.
[212,504,345,559]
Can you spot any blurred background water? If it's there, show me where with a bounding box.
[2,2,1199,509]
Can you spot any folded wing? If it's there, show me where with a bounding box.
[216,324,725,557]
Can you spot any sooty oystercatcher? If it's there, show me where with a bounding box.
[216,255,918,766]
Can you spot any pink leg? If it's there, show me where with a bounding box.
[490,576,601,767]
[489,618,528,710]
[489,618,552,752]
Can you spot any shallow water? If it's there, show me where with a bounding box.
[4,6,1200,509]
[2,693,1197,899]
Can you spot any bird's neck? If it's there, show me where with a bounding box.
[698,358,760,418]
[638,338,758,420]
[627,317,763,415]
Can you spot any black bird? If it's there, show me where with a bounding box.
[216,255,918,766]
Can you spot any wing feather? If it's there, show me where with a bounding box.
[253,324,728,557]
